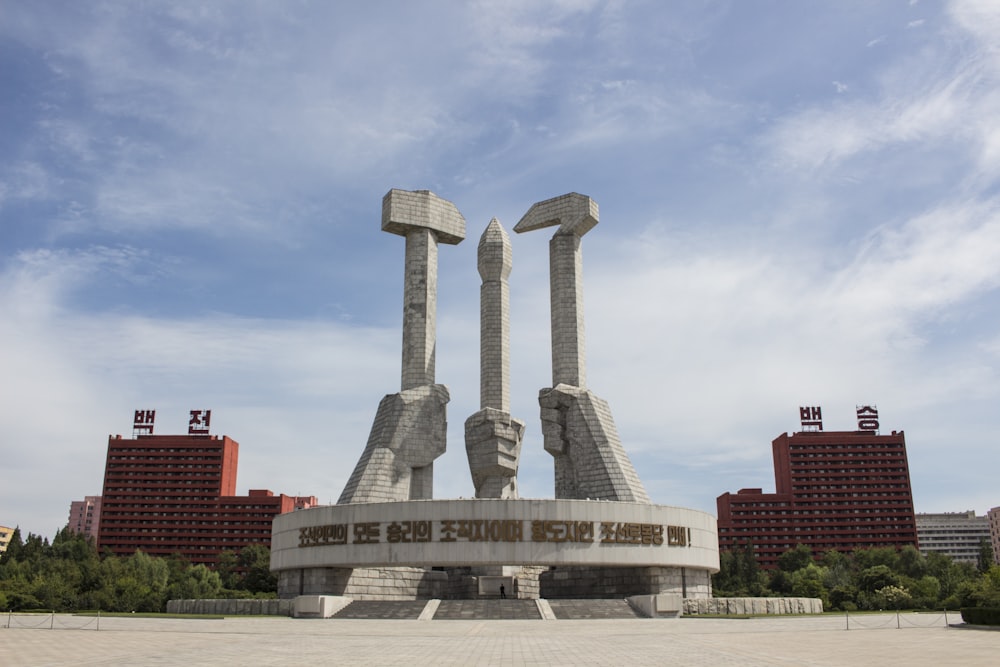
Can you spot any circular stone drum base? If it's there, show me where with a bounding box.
[271,498,719,600]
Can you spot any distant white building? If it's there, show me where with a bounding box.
[0,525,14,553]
[916,511,990,565]
[989,507,1000,566]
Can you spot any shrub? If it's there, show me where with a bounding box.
[960,607,1000,625]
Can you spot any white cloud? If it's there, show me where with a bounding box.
[0,248,402,532]
[0,162,54,205]
[4,0,1000,536]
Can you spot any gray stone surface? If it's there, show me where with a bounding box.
[516,194,649,503]
[539,384,650,502]
[475,218,514,412]
[432,599,541,620]
[514,194,597,388]
[684,597,825,615]
[3,613,984,666]
[382,189,465,391]
[339,189,464,504]
[464,409,524,498]
[271,499,718,573]
[332,600,430,620]
[465,218,524,499]
[165,599,294,616]
[294,190,701,601]
[280,566,448,600]
[338,385,449,503]
[539,565,703,600]
[546,599,646,619]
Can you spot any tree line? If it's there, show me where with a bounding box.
[6,526,999,613]
[0,527,277,613]
[714,541,1000,611]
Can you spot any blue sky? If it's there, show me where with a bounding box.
[2,1,999,539]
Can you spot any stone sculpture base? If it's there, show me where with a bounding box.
[539,384,650,503]
[338,384,449,503]
[271,498,719,600]
[539,566,711,599]
[464,408,525,498]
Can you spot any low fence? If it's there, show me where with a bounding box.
[844,610,952,630]
[1,606,959,630]
[3,611,103,631]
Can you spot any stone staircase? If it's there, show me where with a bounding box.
[545,599,646,619]
[328,598,643,620]
[332,600,430,620]
[433,599,542,620]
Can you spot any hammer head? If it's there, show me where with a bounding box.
[382,189,466,245]
[513,192,599,236]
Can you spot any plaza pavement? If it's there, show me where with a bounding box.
[2,612,997,666]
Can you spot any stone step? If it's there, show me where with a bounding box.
[329,599,645,620]
[432,599,542,620]
[546,599,646,619]
[332,600,430,620]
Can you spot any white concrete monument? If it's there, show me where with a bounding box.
[338,190,465,504]
[514,193,650,503]
[272,189,718,603]
[464,219,525,499]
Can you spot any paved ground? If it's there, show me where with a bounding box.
[2,612,996,666]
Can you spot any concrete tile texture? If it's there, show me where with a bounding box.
[3,612,995,666]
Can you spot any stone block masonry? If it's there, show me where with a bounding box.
[515,194,650,503]
[270,189,720,604]
[339,189,465,503]
[539,384,650,502]
[338,385,449,503]
[465,218,524,499]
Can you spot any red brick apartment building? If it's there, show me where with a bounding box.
[717,427,918,569]
[97,433,315,566]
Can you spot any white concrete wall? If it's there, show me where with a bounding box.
[272,498,719,573]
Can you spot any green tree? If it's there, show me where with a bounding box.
[908,575,941,609]
[238,545,277,594]
[777,544,813,573]
[768,569,793,595]
[0,526,24,565]
[853,546,899,572]
[97,550,170,612]
[820,550,853,590]
[828,585,858,611]
[873,584,912,610]
[712,542,765,597]
[737,541,765,596]
[858,564,900,594]
[0,527,272,612]
[977,539,995,574]
[966,565,1000,608]
[925,551,976,605]
[216,550,240,590]
[790,563,829,607]
[897,545,927,579]
[16,532,50,566]
[167,564,223,601]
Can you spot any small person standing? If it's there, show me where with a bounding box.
[500,583,506,599]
